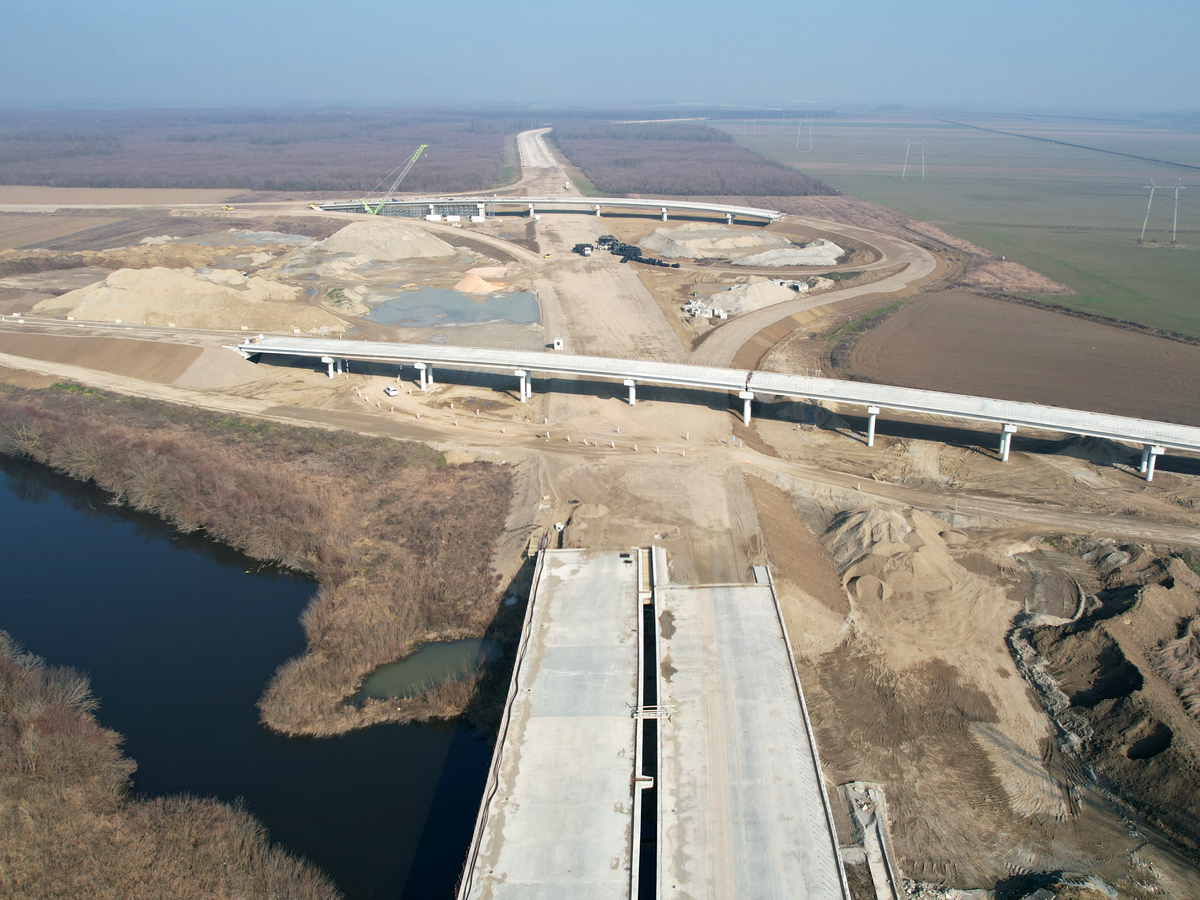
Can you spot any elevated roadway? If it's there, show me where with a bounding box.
[238,336,1200,475]
[316,195,782,223]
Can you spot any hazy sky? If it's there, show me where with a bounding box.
[4,0,1197,111]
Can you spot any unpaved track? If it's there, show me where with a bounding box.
[516,128,558,171]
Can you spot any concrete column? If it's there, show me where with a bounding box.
[477,203,486,217]
[624,378,637,406]
[739,390,754,426]
[661,207,668,221]
[321,356,335,379]
[999,423,1017,462]
[427,366,434,386]
[528,203,535,218]
[428,204,436,216]
[414,362,426,390]
[726,213,733,225]
[595,204,602,217]
[515,369,527,403]
[1140,445,1151,474]
[524,374,532,400]
[866,406,880,447]
[1145,445,1165,482]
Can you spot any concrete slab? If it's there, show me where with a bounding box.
[657,582,848,900]
[459,549,640,900]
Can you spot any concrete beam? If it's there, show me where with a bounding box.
[866,406,880,448]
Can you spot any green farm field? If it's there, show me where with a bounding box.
[721,115,1200,336]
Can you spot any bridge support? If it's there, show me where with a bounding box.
[516,369,527,403]
[739,391,754,426]
[661,207,668,221]
[528,203,535,218]
[624,379,637,406]
[999,423,1018,462]
[866,406,880,447]
[320,356,335,379]
[726,213,733,225]
[1142,444,1165,481]
[414,362,427,390]
[595,204,602,217]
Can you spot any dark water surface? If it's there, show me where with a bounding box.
[0,457,490,899]
[365,287,539,327]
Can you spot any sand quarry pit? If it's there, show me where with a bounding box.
[35,266,345,333]
[639,222,843,265]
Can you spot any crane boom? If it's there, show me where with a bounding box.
[364,144,428,215]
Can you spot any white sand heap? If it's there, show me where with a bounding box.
[317,219,456,261]
[718,280,798,315]
[453,273,505,294]
[638,222,793,260]
[733,239,844,267]
[35,266,345,333]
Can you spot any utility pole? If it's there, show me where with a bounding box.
[1139,180,1158,244]
[902,140,924,180]
[1172,180,1185,245]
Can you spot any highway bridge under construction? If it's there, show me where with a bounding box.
[238,336,1200,481]
[456,548,850,900]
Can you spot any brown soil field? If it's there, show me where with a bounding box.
[0,214,125,250]
[0,186,238,205]
[0,334,202,384]
[833,290,1200,427]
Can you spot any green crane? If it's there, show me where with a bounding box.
[362,144,428,215]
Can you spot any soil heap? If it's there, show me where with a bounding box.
[638,223,792,260]
[717,280,797,315]
[733,239,844,267]
[453,273,504,294]
[35,267,345,333]
[316,220,456,261]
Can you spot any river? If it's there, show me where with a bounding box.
[0,456,490,899]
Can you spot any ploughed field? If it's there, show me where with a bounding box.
[831,290,1200,428]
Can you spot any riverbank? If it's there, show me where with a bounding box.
[0,630,341,899]
[0,381,516,737]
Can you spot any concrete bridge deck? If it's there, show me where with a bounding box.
[316,195,782,223]
[238,337,1200,474]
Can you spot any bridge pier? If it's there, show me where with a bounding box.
[866,406,880,447]
[321,356,335,379]
[661,207,668,221]
[726,213,733,225]
[516,369,527,403]
[414,362,427,390]
[739,391,754,426]
[999,423,1018,462]
[1142,444,1165,481]
[595,204,602,217]
[624,378,637,406]
[528,203,535,218]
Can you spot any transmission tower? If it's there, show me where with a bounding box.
[1172,180,1186,245]
[1139,180,1158,244]
[794,119,813,152]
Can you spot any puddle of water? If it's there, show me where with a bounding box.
[366,288,539,327]
[356,638,501,701]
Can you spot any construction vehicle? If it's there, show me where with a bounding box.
[573,243,594,256]
[221,205,235,211]
[360,144,428,215]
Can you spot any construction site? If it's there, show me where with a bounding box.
[1,124,1199,900]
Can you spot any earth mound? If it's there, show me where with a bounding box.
[35,267,345,333]
[453,273,504,294]
[638,223,792,260]
[317,220,456,261]
[717,280,797,315]
[733,239,844,267]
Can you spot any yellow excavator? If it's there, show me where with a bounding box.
[360,144,428,215]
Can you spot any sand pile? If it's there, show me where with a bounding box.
[639,223,792,260]
[717,280,797,315]
[35,266,345,333]
[453,273,504,294]
[317,220,455,261]
[733,239,844,267]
